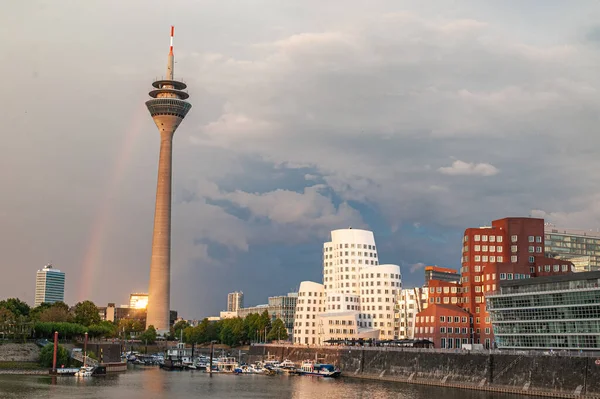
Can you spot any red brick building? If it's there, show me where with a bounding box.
[413,304,471,349]
[415,217,573,349]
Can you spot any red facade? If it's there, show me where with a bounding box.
[415,217,573,349]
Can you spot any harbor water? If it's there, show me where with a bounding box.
[0,367,532,399]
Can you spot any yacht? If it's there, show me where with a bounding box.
[75,366,94,377]
[298,361,341,378]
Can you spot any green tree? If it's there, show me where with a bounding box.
[117,319,144,338]
[266,318,289,341]
[39,343,69,368]
[139,325,157,344]
[73,301,100,327]
[0,298,30,317]
[88,321,117,338]
[29,303,52,321]
[39,305,72,323]
[172,320,189,340]
[0,308,15,323]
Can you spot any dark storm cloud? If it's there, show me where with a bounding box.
[2,1,600,317]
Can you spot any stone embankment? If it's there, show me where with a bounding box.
[0,343,40,362]
[249,345,600,398]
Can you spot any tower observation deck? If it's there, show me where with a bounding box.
[145,26,191,333]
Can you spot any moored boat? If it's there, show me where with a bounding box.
[298,361,341,378]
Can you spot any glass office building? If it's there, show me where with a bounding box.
[487,271,600,350]
[545,226,600,272]
[34,264,66,307]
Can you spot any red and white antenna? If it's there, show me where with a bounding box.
[169,26,174,55]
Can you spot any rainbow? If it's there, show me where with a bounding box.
[77,104,148,301]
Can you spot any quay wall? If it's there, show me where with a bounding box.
[248,345,600,397]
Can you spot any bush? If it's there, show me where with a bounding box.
[39,343,69,368]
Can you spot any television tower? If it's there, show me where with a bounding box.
[145,26,192,333]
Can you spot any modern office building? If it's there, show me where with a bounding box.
[425,266,460,285]
[487,271,600,350]
[293,228,402,345]
[268,293,298,337]
[129,293,148,309]
[34,264,66,307]
[415,217,574,349]
[227,291,244,312]
[145,26,192,333]
[396,287,428,339]
[544,225,600,272]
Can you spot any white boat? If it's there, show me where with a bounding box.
[215,357,240,373]
[298,361,341,378]
[75,366,94,377]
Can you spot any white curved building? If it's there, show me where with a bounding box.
[294,228,403,344]
[358,264,402,339]
[293,281,324,345]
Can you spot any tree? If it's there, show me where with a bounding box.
[267,318,289,342]
[73,301,100,327]
[172,320,189,340]
[88,321,117,338]
[0,308,15,323]
[118,319,144,338]
[39,343,69,368]
[29,303,52,321]
[0,298,30,317]
[139,325,157,344]
[39,306,72,323]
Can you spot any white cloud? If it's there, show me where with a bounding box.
[438,160,500,177]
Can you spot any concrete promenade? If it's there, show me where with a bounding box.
[249,344,600,398]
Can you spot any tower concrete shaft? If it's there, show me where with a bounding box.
[145,26,191,333]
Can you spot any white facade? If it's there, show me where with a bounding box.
[227,291,244,312]
[294,228,403,344]
[396,287,429,339]
[293,281,325,345]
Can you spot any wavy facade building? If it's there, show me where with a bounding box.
[294,228,402,345]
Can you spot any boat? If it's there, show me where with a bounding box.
[215,357,240,373]
[298,361,341,378]
[75,366,95,377]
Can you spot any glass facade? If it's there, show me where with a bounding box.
[487,271,600,350]
[545,227,600,272]
[34,265,65,307]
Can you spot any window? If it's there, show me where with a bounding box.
[474,235,480,241]
[545,265,550,272]
[482,256,488,262]
[482,245,488,252]
[553,264,559,272]
[475,255,481,261]
[507,273,513,280]
[497,256,503,262]
[511,245,518,253]
[561,264,569,272]
[440,316,445,322]
[474,245,481,251]
[474,276,481,282]
[474,265,481,272]
[500,273,506,280]
[528,246,534,253]
[528,236,534,243]
[511,235,517,242]
[530,266,535,274]
[536,247,542,253]
[440,327,446,333]
[528,256,535,263]
[536,236,542,243]
[497,236,503,242]
[490,256,496,262]
[490,236,495,242]
[482,235,488,242]
[511,256,517,263]
[497,246,502,252]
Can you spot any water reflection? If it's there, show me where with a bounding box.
[0,368,532,399]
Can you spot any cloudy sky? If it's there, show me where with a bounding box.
[2,1,600,318]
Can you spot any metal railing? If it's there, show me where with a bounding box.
[252,343,600,357]
[71,351,99,366]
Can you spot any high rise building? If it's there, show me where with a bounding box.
[268,293,298,337]
[145,26,192,333]
[34,264,65,307]
[544,225,600,272]
[227,291,244,312]
[414,217,574,349]
[293,228,402,345]
[129,293,149,309]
